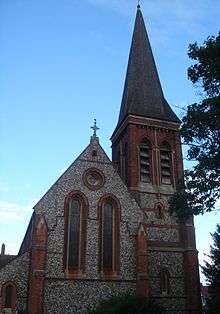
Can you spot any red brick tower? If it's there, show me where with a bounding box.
[111,5,202,313]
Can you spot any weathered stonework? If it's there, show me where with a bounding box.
[44,280,136,314]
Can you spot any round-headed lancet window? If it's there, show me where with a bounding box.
[83,168,105,190]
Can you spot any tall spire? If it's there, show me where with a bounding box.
[117,6,180,127]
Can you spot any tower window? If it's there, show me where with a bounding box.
[139,140,151,183]
[160,269,170,295]
[155,203,164,219]
[160,143,172,184]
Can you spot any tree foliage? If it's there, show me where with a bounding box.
[202,224,220,313]
[88,293,164,314]
[169,32,220,221]
[202,224,220,287]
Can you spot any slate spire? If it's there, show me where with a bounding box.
[117,6,180,127]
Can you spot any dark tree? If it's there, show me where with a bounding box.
[202,224,220,313]
[169,32,220,221]
[202,224,220,288]
[88,293,164,314]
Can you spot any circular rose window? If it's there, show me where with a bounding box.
[83,168,105,190]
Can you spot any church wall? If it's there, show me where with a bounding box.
[34,153,142,282]
[44,280,136,314]
[31,142,144,310]
[0,252,29,313]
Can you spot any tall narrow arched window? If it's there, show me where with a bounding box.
[68,198,81,269]
[160,143,172,184]
[102,202,113,268]
[2,283,16,310]
[99,196,120,276]
[5,285,13,308]
[160,269,170,295]
[139,140,152,183]
[65,192,88,275]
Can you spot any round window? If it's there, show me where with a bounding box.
[83,168,105,190]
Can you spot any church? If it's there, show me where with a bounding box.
[0,5,202,314]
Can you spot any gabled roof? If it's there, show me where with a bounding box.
[0,254,16,269]
[116,6,180,129]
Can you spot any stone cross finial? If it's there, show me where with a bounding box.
[137,0,141,9]
[91,119,99,137]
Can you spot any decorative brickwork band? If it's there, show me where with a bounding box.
[28,213,48,314]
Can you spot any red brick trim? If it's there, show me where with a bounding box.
[97,194,121,278]
[143,223,179,229]
[63,190,88,276]
[136,225,149,297]
[28,214,48,314]
[183,249,202,312]
[148,241,181,247]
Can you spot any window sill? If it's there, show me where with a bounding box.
[99,270,120,280]
[65,269,86,279]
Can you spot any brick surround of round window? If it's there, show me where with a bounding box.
[83,168,105,190]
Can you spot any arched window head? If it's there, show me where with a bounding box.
[99,196,120,276]
[160,269,170,295]
[139,139,152,183]
[160,142,172,185]
[65,192,88,275]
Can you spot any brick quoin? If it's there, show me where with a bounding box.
[28,214,48,314]
[136,225,149,297]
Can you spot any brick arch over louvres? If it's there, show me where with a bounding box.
[63,190,88,275]
[97,194,121,277]
[1,281,17,311]
[139,138,152,183]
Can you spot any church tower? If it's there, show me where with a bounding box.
[112,5,202,313]
[0,4,202,314]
